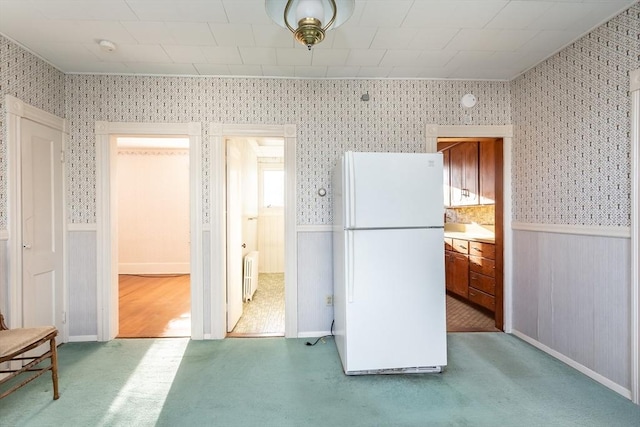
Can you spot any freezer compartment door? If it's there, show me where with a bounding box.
[343,228,447,373]
[344,152,443,229]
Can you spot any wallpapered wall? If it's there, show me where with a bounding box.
[64,76,511,225]
[510,3,639,228]
[0,36,65,230]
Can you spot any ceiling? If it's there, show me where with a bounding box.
[0,0,636,81]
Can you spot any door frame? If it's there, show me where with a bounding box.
[5,95,68,341]
[629,67,639,404]
[95,121,203,341]
[210,123,297,339]
[425,124,514,332]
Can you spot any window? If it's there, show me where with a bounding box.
[259,163,284,210]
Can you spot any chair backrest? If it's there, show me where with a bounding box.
[0,313,8,331]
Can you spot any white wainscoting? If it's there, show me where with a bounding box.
[67,230,99,338]
[296,228,334,336]
[512,228,631,396]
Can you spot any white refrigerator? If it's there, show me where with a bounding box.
[332,151,447,375]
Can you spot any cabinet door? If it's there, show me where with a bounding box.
[450,142,479,206]
[449,252,469,298]
[479,140,496,205]
[445,251,453,292]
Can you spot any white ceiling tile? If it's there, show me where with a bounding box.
[370,28,417,49]
[14,20,138,44]
[402,1,509,29]
[519,29,577,53]
[359,1,414,27]
[312,49,349,67]
[485,1,554,29]
[210,23,256,46]
[294,66,328,78]
[227,64,264,76]
[0,2,48,22]
[346,49,386,67]
[201,46,243,64]
[37,43,99,62]
[276,48,312,66]
[406,28,460,50]
[223,0,272,25]
[260,65,296,77]
[162,45,208,63]
[165,22,216,45]
[252,24,296,48]
[331,27,377,49]
[120,22,176,44]
[527,3,599,30]
[379,50,422,68]
[447,29,539,51]
[29,0,138,21]
[357,66,392,78]
[326,66,362,78]
[387,67,428,78]
[126,62,199,75]
[415,50,459,68]
[239,47,277,65]
[193,63,231,75]
[126,0,228,23]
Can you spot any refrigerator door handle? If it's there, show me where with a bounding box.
[347,230,355,303]
[346,152,356,228]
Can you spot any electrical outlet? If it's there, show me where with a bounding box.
[325,295,333,306]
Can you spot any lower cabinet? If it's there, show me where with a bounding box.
[445,238,496,312]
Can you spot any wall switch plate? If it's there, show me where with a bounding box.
[325,295,333,306]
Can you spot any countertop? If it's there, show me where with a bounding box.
[444,223,495,244]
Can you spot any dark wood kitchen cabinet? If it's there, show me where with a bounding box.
[479,139,496,205]
[444,238,469,299]
[449,142,479,206]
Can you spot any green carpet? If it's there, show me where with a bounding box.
[1,333,638,426]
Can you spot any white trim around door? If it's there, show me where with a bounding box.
[5,95,68,342]
[210,123,297,339]
[629,67,639,405]
[425,124,514,332]
[95,121,203,341]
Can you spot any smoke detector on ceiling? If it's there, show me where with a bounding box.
[98,40,116,53]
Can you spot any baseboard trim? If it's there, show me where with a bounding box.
[512,222,630,238]
[511,329,632,400]
[68,335,98,342]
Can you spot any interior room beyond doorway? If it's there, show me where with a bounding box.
[115,136,191,338]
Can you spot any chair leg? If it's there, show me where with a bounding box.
[50,337,59,400]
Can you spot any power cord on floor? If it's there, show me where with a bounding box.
[305,320,334,346]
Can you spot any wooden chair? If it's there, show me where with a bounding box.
[0,313,59,400]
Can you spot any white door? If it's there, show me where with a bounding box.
[226,140,243,332]
[21,119,64,330]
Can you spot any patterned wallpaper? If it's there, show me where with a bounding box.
[0,35,65,229]
[510,3,640,227]
[2,2,637,228]
[64,76,511,225]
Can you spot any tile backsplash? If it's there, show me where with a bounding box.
[445,205,495,225]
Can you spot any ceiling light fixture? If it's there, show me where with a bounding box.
[265,0,354,50]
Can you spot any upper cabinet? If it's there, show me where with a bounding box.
[438,140,496,207]
[450,142,479,206]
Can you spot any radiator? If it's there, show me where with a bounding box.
[243,251,259,302]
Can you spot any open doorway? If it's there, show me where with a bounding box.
[226,137,285,337]
[115,137,191,338]
[437,137,504,333]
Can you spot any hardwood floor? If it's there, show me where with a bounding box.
[118,274,191,338]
